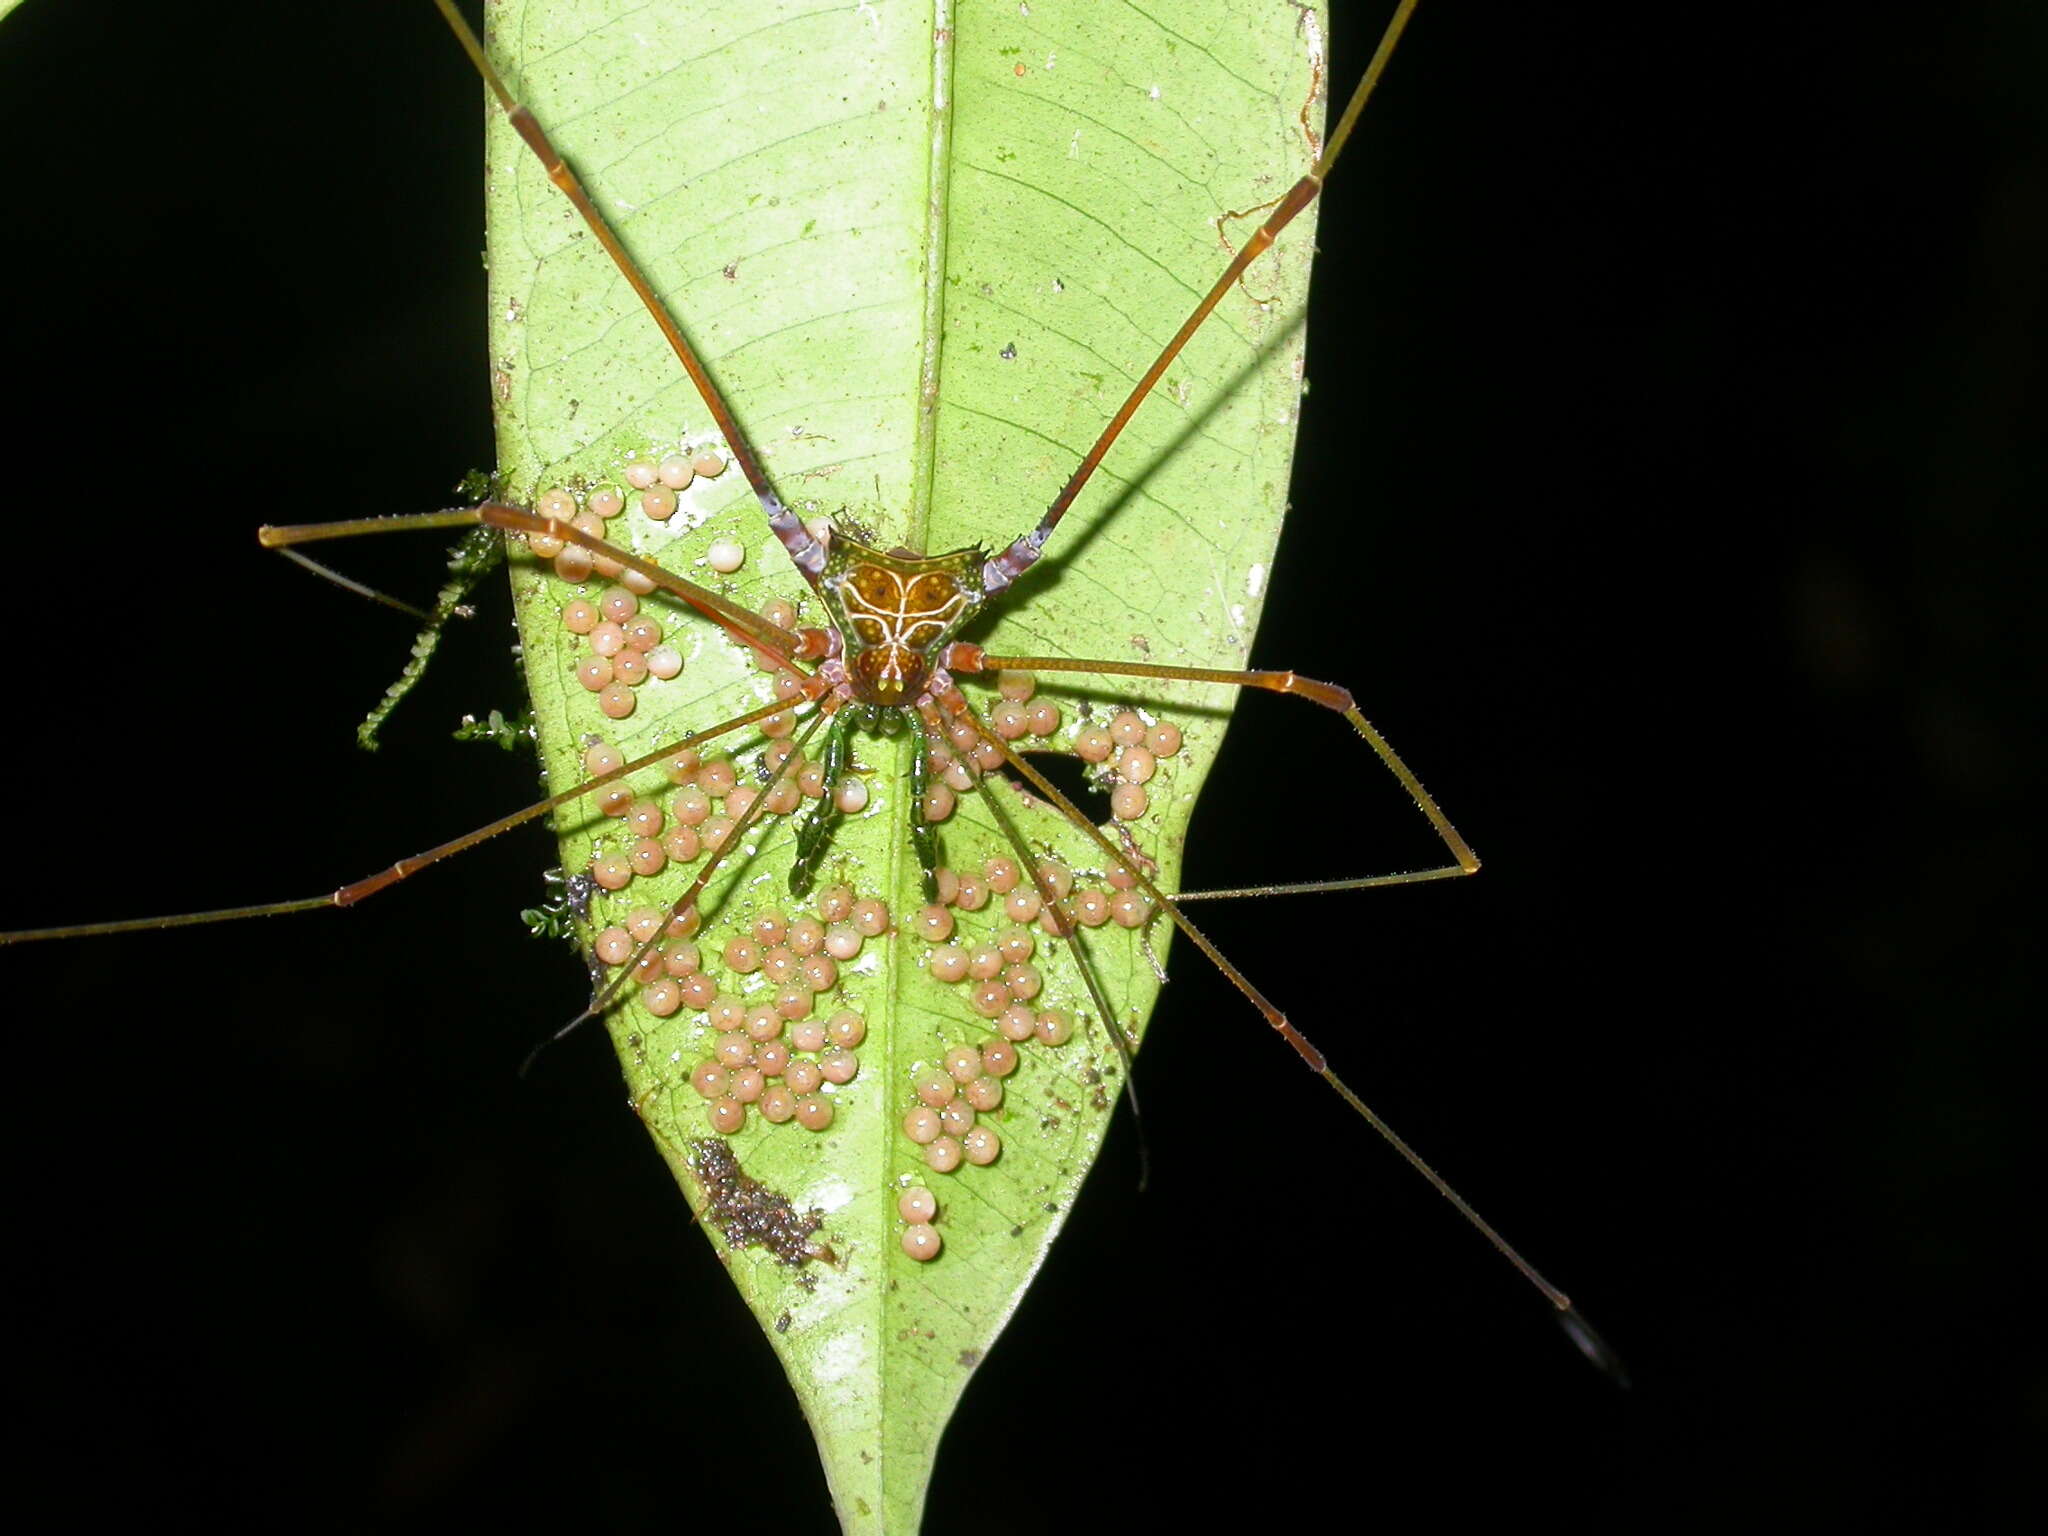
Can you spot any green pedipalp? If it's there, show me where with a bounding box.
[908,734,939,904]
[789,711,856,896]
[791,702,943,904]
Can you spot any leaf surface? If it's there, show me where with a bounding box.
[479,1,1323,1527]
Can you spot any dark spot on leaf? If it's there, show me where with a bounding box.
[688,1138,826,1268]
[957,1349,983,1368]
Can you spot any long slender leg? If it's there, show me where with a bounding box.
[0,694,808,944]
[950,647,1479,884]
[531,707,833,1066]
[929,690,1151,1183]
[428,0,828,585]
[966,712,1600,1341]
[337,695,820,907]
[272,546,437,621]
[260,506,801,674]
[982,0,1422,595]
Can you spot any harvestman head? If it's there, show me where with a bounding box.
[1,0,1622,1383]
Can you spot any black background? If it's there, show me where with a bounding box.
[1,2,2039,1530]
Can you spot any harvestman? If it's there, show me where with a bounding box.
[2,0,1618,1378]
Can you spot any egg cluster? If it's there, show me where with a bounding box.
[969,670,1183,825]
[592,866,887,1140]
[890,851,1161,1261]
[551,570,1191,1267]
[523,450,734,722]
[580,729,871,900]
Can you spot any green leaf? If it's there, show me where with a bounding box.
[479,1,1320,1527]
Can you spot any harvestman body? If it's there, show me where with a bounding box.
[2,0,1619,1382]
